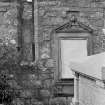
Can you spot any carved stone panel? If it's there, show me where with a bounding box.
[51,16,95,80]
[55,16,94,33]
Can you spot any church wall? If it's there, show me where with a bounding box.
[37,0,105,59]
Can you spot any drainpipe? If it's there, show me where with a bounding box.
[32,0,35,61]
[74,72,79,105]
[34,0,39,61]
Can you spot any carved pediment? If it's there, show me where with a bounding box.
[55,16,94,33]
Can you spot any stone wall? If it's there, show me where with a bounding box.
[1,0,105,62]
[1,0,105,61]
[37,0,105,59]
[79,75,105,105]
[0,2,17,46]
[0,1,33,62]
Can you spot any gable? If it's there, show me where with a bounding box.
[55,16,94,33]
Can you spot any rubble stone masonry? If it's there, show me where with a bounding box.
[37,0,105,58]
[0,2,17,45]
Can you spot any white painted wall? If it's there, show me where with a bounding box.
[79,75,105,105]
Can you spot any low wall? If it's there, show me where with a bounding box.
[79,75,105,105]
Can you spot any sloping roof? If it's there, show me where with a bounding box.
[70,52,105,80]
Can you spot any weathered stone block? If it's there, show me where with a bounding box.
[88,19,104,29]
[78,0,91,7]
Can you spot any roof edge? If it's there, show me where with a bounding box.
[72,69,103,81]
